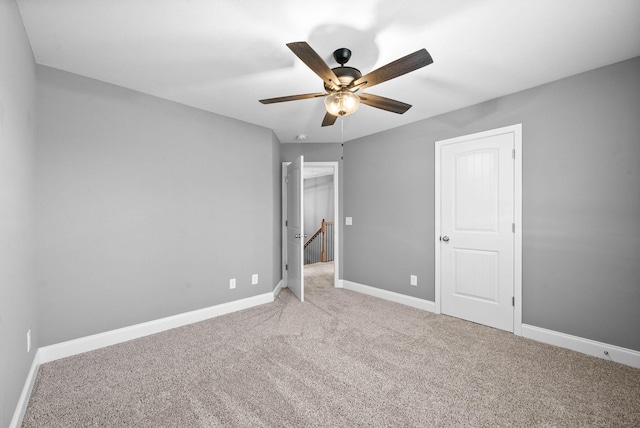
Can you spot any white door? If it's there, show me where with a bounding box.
[438,129,516,331]
[286,156,304,301]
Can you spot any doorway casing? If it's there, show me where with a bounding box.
[282,161,340,290]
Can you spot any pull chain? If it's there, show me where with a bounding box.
[341,116,344,161]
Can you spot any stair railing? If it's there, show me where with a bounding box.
[304,219,334,264]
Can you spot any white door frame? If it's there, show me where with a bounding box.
[282,161,340,289]
[434,124,523,336]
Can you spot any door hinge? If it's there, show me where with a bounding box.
[512,296,515,306]
[285,176,289,183]
[512,149,516,159]
[512,223,515,233]
[285,264,288,271]
[285,220,288,227]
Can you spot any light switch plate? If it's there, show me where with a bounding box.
[346,217,352,225]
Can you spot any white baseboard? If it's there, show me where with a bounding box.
[38,291,275,364]
[9,351,41,428]
[340,280,639,369]
[13,281,639,428]
[273,279,284,297]
[13,287,283,427]
[522,324,640,368]
[12,289,279,427]
[341,280,436,313]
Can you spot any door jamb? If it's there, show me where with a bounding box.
[282,161,340,289]
[434,124,523,335]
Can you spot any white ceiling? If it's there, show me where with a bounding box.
[16,0,640,143]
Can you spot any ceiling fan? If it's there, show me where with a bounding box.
[259,41,433,127]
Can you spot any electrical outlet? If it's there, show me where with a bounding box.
[229,278,236,289]
[27,329,31,353]
[252,274,259,285]
[410,275,418,286]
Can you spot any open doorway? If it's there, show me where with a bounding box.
[282,161,339,295]
[303,165,336,289]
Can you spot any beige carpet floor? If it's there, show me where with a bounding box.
[22,262,640,427]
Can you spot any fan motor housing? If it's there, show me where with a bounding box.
[325,66,362,91]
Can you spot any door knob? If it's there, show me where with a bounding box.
[441,236,450,242]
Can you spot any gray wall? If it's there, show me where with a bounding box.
[0,1,38,426]
[344,57,640,351]
[280,142,343,163]
[35,66,280,346]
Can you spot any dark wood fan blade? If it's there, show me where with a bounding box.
[321,112,338,127]
[287,42,340,89]
[351,49,433,90]
[359,93,412,114]
[259,92,327,104]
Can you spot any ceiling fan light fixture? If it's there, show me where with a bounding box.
[324,90,360,117]
[260,42,433,127]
